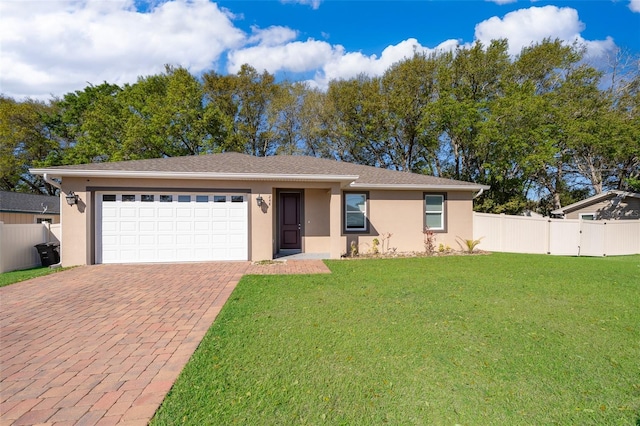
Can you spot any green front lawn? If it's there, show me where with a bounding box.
[152,253,640,425]
[0,266,60,287]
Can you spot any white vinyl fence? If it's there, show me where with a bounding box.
[473,213,640,257]
[0,222,61,273]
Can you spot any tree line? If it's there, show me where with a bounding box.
[1,39,638,214]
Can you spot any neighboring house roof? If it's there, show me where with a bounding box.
[30,153,490,191]
[0,191,60,215]
[551,190,640,215]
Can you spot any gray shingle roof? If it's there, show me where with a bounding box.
[31,153,486,189]
[551,190,640,215]
[0,191,60,214]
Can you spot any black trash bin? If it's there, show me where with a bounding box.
[34,242,60,266]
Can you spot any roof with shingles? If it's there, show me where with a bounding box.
[0,191,60,214]
[30,153,487,190]
[551,190,640,215]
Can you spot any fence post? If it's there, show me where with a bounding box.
[0,222,4,273]
[500,213,506,252]
[547,218,552,255]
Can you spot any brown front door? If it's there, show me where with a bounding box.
[279,192,301,250]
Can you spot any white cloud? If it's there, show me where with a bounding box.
[228,35,460,89]
[630,0,640,12]
[310,38,461,88]
[247,26,298,46]
[0,1,623,100]
[228,38,336,74]
[474,6,616,58]
[280,0,322,10]
[0,0,245,100]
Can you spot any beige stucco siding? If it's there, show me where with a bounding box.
[445,191,475,247]
[342,190,475,255]
[303,188,331,253]
[58,176,477,266]
[565,197,640,220]
[59,177,345,266]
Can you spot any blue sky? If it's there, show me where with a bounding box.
[221,1,639,55]
[1,0,639,100]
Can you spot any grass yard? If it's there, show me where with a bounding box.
[0,266,60,287]
[152,253,640,425]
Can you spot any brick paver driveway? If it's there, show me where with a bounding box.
[0,260,329,425]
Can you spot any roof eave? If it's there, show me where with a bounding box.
[29,168,359,183]
[551,191,624,214]
[347,183,491,191]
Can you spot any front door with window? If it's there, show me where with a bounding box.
[279,192,301,250]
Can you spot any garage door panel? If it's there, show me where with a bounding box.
[157,235,174,245]
[103,207,117,218]
[194,221,210,231]
[139,222,156,232]
[120,208,137,217]
[120,222,137,232]
[158,208,174,218]
[212,222,228,231]
[138,235,156,245]
[229,221,245,231]
[157,222,173,232]
[98,192,248,263]
[103,222,117,232]
[139,208,155,218]
[176,222,192,232]
[158,249,175,260]
[138,249,156,262]
[120,235,136,245]
[177,235,194,244]
[102,249,119,263]
[227,248,246,259]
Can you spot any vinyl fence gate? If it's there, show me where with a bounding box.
[473,213,640,257]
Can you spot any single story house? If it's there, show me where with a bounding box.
[551,190,640,220]
[0,191,60,224]
[29,153,489,267]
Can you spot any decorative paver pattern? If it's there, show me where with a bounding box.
[1,260,330,425]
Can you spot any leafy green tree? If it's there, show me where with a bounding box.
[512,41,587,211]
[266,81,307,155]
[381,53,440,172]
[297,87,334,158]
[117,66,226,159]
[325,75,388,167]
[51,82,124,164]
[428,40,511,183]
[0,97,59,194]
[203,65,278,156]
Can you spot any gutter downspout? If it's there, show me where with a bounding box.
[473,188,484,199]
[43,173,61,190]
[43,173,63,267]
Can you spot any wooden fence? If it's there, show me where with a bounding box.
[473,213,640,257]
[0,222,61,273]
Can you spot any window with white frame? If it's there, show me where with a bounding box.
[344,192,368,232]
[579,213,596,220]
[424,194,445,231]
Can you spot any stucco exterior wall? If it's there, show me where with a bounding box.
[341,190,475,256]
[303,188,331,254]
[58,177,476,266]
[59,177,345,266]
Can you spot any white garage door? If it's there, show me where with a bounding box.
[97,192,248,263]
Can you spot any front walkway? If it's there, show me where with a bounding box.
[0,260,330,425]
